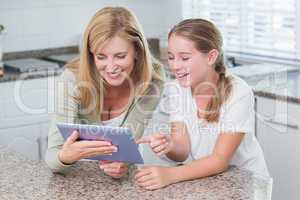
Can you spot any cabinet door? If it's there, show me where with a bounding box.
[256,96,300,200]
[0,124,40,160]
[0,77,54,129]
[0,76,56,160]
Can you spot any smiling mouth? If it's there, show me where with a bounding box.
[176,73,189,79]
[107,70,122,78]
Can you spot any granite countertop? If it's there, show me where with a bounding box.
[1,52,300,104]
[0,146,272,200]
[228,63,300,104]
[0,67,63,83]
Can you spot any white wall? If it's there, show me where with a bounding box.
[0,0,182,53]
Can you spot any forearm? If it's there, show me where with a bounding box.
[166,140,189,162]
[165,122,190,162]
[170,154,229,183]
[45,147,72,174]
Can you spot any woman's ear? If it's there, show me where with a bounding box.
[207,49,219,65]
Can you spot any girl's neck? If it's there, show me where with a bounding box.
[191,71,219,98]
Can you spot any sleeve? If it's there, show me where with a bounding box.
[44,69,80,174]
[166,81,187,123]
[124,66,166,140]
[220,86,255,135]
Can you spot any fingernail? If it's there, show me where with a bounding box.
[113,147,118,152]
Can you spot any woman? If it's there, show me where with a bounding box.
[45,7,165,179]
[135,19,269,189]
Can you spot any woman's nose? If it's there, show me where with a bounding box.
[105,59,117,72]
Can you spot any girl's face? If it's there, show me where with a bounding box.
[94,35,136,87]
[168,34,218,89]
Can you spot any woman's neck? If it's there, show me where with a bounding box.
[105,81,131,99]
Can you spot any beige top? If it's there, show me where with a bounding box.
[45,66,165,174]
[100,111,126,126]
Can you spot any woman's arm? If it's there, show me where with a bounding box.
[45,69,79,173]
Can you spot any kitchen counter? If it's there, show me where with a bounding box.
[1,55,300,104]
[0,67,62,83]
[228,63,300,104]
[0,146,272,200]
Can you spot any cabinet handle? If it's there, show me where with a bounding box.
[264,118,299,130]
[37,137,42,160]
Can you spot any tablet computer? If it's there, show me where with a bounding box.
[56,123,144,164]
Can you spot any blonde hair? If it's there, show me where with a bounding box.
[169,19,232,122]
[66,7,161,115]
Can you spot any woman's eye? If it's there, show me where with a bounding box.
[168,57,174,60]
[97,56,105,60]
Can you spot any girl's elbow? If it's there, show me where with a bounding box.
[212,154,230,173]
[167,151,189,163]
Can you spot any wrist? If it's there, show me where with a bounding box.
[58,150,74,165]
[168,166,181,184]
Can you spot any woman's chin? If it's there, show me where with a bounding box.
[104,77,127,87]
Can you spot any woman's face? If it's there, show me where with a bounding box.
[168,34,217,89]
[94,35,136,87]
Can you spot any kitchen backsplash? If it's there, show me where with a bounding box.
[0,0,182,53]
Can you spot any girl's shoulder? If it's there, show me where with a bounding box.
[226,74,254,105]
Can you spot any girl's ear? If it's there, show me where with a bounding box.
[207,49,219,66]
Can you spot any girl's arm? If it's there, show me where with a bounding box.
[135,132,244,190]
[136,121,191,162]
[171,132,245,182]
[165,122,191,162]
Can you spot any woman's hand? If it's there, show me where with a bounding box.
[58,130,118,164]
[136,132,174,156]
[135,166,175,190]
[99,161,128,179]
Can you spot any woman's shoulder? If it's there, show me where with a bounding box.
[60,67,78,83]
[151,60,166,82]
[60,57,80,82]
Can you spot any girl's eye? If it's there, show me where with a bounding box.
[182,57,189,61]
[116,55,126,59]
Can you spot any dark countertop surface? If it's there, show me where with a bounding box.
[0,67,63,83]
[0,145,272,200]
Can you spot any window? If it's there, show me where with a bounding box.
[182,0,300,66]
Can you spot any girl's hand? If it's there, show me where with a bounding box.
[135,166,175,190]
[99,161,128,179]
[136,132,174,156]
[58,130,118,164]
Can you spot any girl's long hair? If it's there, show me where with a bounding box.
[169,19,232,122]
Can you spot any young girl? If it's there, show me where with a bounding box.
[135,19,269,190]
[45,7,164,178]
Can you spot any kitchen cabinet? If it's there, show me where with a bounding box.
[256,96,300,200]
[0,76,55,160]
